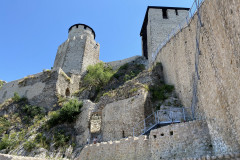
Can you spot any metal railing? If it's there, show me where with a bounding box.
[151,0,205,62]
[133,108,186,137]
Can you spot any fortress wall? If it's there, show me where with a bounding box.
[78,135,150,160]
[148,9,189,64]
[106,56,147,70]
[150,120,212,159]
[81,36,100,74]
[154,0,240,154]
[78,120,210,160]
[101,91,148,141]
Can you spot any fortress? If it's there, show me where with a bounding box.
[1,0,240,159]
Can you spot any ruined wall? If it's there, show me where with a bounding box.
[154,0,240,154]
[0,69,80,109]
[78,135,150,160]
[101,91,149,141]
[74,100,96,147]
[106,56,148,70]
[78,120,211,160]
[147,8,189,64]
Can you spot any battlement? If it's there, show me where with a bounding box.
[68,23,96,39]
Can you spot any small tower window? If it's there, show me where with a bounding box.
[162,9,168,19]
[175,9,179,16]
[84,26,87,29]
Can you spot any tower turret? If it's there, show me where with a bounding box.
[53,24,100,75]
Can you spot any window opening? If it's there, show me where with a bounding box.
[175,9,179,16]
[162,9,168,19]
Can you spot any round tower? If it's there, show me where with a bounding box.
[53,23,100,74]
[68,24,96,39]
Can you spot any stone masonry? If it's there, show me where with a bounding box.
[53,24,100,75]
[0,68,80,109]
[140,6,189,64]
[79,120,211,160]
[153,0,240,155]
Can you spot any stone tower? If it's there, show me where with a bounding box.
[140,6,189,64]
[53,24,100,75]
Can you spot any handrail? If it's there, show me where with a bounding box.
[133,108,186,137]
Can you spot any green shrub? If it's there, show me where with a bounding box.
[60,99,83,123]
[23,140,36,152]
[54,132,70,148]
[34,133,50,149]
[47,99,83,128]
[83,62,115,89]
[12,92,20,102]
[0,80,6,90]
[0,133,19,150]
[20,105,45,123]
[150,84,174,102]
[0,134,12,150]
[0,117,10,135]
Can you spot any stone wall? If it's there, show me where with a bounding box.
[53,26,100,75]
[0,69,80,109]
[145,8,189,64]
[150,120,212,159]
[78,135,150,160]
[101,91,149,141]
[153,0,240,154]
[78,120,211,160]
[106,56,148,70]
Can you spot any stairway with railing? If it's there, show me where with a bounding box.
[132,108,186,137]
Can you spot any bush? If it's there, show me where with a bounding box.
[23,140,36,152]
[47,99,83,128]
[54,132,70,148]
[83,62,115,89]
[12,92,20,102]
[150,84,174,102]
[34,133,50,149]
[0,133,19,150]
[0,117,10,135]
[20,105,45,123]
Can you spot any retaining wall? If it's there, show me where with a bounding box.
[78,120,211,160]
[153,0,240,154]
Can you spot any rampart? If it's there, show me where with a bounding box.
[78,120,211,160]
[153,0,240,154]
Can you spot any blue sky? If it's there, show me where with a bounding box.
[0,0,193,82]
